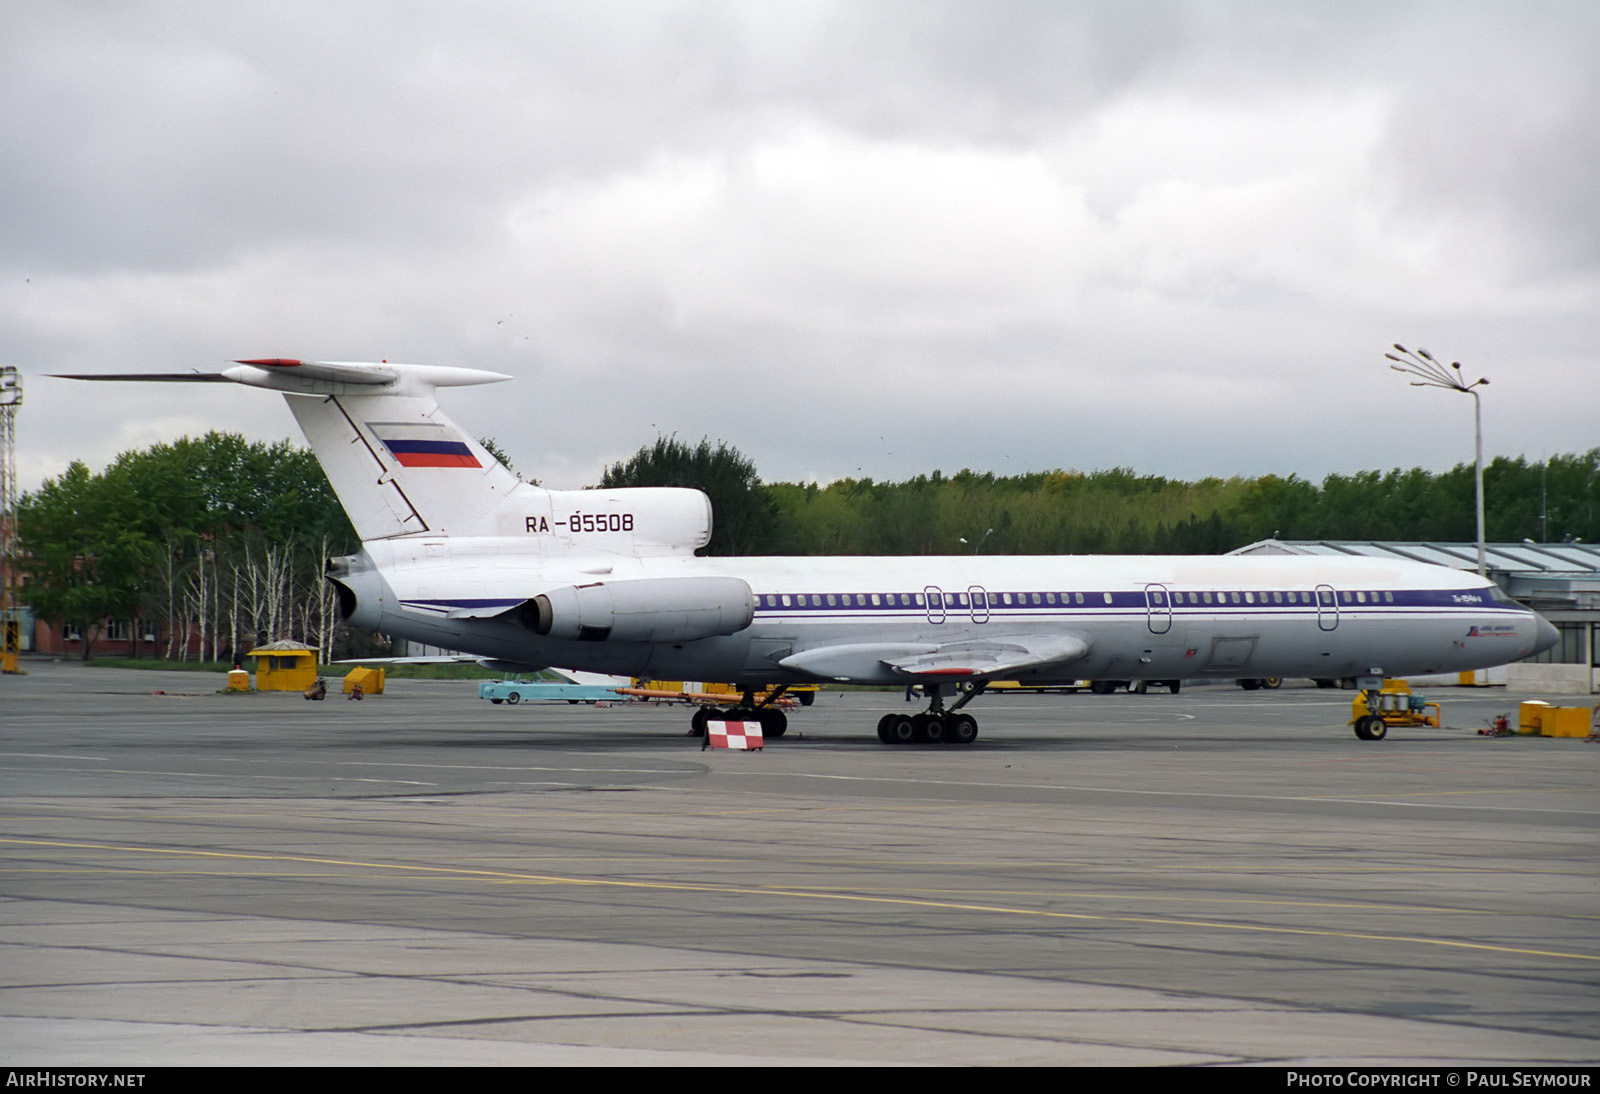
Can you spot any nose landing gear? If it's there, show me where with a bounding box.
[689,687,790,739]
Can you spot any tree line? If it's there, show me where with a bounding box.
[18,431,1598,660]
[600,439,1598,557]
[750,452,1600,556]
[17,433,357,660]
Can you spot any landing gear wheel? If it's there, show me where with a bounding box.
[759,708,787,738]
[947,713,978,744]
[690,708,710,737]
[914,713,946,743]
[886,716,917,744]
[1354,714,1389,741]
[877,714,897,743]
[506,692,520,705]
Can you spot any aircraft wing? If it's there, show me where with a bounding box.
[882,634,1092,678]
[779,633,1090,683]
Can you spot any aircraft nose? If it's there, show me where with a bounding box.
[1533,614,1560,655]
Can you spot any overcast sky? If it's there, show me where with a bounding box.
[4,1,1596,496]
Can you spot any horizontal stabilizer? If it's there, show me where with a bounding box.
[56,358,510,398]
[233,359,398,385]
[50,372,229,382]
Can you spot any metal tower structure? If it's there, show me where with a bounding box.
[1,367,20,672]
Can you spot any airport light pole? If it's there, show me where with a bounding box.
[1384,344,1488,576]
[958,528,994,555]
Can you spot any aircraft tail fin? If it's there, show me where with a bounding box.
[62,359,533,542]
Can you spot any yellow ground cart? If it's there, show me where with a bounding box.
[1350,680,1441,740]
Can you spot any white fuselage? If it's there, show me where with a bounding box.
[341,538,1553,687]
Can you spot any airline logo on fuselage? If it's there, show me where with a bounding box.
[1466,624,1518,638]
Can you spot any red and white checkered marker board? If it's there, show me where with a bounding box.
[708,720,764,750]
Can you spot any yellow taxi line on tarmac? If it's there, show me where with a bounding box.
[4,836,1596,965]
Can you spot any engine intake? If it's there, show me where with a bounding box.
[532,577,754,643]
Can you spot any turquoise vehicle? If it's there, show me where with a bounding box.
[478,671,623,705]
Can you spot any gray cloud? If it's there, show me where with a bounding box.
[3,1,1595,498]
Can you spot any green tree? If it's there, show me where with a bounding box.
[601,436,778,555]
[16,461,151,657]
[477,436,519,476]
[17,433,358,661]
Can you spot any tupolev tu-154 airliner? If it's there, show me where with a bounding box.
[61,359,1559,745]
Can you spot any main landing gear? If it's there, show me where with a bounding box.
[689,687,789,739]
[877,681,984,745]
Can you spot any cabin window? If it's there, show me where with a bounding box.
[1103,592,1114,604]
[1384,591,1394,603]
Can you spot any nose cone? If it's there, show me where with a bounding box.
[1533,614,1560,656]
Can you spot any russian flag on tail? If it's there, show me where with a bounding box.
[369,422,482,469]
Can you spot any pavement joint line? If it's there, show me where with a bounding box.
[3,835,1596,965]
[724,772,1600,814]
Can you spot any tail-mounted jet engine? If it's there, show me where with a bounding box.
[529,577,754,643]
[325,553,384,630]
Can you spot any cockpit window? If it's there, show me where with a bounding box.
[1487,583,1523,607]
